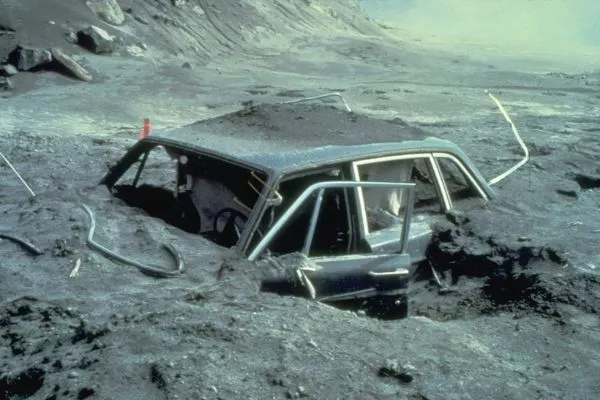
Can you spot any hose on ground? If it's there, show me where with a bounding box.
[81,204,184,278]
[0,233,44,256]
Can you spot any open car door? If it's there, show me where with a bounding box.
[248,181,416,303]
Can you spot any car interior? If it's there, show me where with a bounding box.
[109,145,266,248]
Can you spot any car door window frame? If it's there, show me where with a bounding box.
[350,153,450,237]
[247,180,416,262]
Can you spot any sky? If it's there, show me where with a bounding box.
[358,0,600,53]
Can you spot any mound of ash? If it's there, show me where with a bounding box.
[165,102,428,151]
[411,213,600,322]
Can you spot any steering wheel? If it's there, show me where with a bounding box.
[213,208,248,247]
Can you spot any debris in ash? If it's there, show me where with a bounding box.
[149,364,168,390]
[71,320,110,345]
[77,25,117,54]
[258,253,319,298]
[377,359,415,384]
[86,0,126,26]
[0,76,13,92]
[9,45,52,71]
[53,238,75,257]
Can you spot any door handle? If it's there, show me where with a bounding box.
[368,268,409,277]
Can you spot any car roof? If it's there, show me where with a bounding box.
[150,102,478,176]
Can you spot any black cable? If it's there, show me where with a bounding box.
[81,204,184,278]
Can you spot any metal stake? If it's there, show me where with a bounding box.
[1,152,36,197]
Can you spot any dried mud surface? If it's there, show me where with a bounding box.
[1,1,600,399]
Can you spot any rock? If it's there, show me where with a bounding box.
[125,44,145,57]
[181,62,192,68]
[50,48,93,82]
[172,0,186,5]
[2,64,18,76]
[77,25,116,54]
[86,0,125,26]
[10,46,52,71]
[65,31,79,44]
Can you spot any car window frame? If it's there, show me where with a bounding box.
[431,152,490,209]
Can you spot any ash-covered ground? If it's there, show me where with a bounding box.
[1,1,600,399]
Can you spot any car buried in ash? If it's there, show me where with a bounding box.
[100,102,498,316]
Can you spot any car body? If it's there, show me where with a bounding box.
[100,103,494,314]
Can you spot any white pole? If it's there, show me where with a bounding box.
[0,152,36,197]
[486,90,529,186]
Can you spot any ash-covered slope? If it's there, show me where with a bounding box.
[0,0,384,63]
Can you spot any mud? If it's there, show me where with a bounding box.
[1,0,600,399]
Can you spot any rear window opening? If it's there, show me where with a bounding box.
[436,156,481,203]
[109,145,267,248]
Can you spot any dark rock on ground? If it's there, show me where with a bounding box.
[86,0,125,26]
[77,25,117,54]
[9,46,52,71]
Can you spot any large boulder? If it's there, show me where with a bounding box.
[77,25,116,54]
[10,46,52,71]
[86,0,125,26]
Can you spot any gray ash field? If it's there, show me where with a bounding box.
[1,1,600,399]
